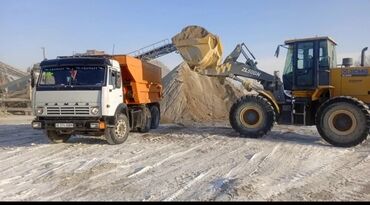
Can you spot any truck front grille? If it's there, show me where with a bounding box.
[46,106,90,116]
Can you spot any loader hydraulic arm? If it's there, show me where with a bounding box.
[197,43,284,98]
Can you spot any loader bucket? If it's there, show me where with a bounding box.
[172,25,223,71]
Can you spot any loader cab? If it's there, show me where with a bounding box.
[282,37,337,91]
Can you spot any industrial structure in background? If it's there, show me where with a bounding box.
[0,61,34,115]
[74,49,106,56]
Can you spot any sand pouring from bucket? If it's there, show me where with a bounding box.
[171,26,223,72]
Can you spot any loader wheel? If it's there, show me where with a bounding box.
[229,95,276,138]
[46,131,71,143]
[105,114,130,145]
[138,106,152,133]
[316,97,369,147]
[150,105,160,129]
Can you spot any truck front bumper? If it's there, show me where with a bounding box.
[31,117,106,131]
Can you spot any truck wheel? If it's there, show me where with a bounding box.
[138,107,151,133]
[46,131,71,143]
[150,105,160,129]
[105,114,130,145]
[316,97,369,147]
[229,95,276,138]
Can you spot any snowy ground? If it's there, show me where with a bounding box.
[0,115,369,201]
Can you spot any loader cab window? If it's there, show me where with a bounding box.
[297,43,314,70]
[319,41,330,68]
[318,40,337,86]
[294,42,314,88]
[328,41,337,68]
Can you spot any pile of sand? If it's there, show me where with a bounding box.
[149,60,171,78]
[160,62,245,124]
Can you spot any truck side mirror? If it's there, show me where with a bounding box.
[274,45,280,58]
[30,70,35,88]
[31,76,35,88]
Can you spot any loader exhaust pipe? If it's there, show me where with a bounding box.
[361,47,368,67]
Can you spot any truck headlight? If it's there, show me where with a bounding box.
[32,121,42,129]
[36,107,44,115]
[90,107,99,115]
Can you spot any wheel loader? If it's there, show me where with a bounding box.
[131,25,370,147]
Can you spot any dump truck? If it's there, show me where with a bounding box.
[31,55,162,145]
[132,25,369,147]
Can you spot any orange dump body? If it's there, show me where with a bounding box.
[112,55,162,105]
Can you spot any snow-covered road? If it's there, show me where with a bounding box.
[0,116,369,201]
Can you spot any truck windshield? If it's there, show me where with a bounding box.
[38,66,106,87]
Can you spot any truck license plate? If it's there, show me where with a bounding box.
[55,123,74,128]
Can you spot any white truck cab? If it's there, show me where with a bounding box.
[31,56,161,144]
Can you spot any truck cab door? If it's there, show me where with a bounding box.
[110,68,123,106]
[103,67,123,116]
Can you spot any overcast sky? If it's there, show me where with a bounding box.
[1,0,369,73]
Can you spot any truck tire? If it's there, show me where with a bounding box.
[138,106,152,133]
[150,105,160,129]
[229,95,276,138]
[105,113,130,145]
[316,97,369,147]
[46,131,71,143]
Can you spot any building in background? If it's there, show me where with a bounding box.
[74,49,106,56]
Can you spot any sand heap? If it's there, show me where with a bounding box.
[160,62,245,124]
[149,60,171,78]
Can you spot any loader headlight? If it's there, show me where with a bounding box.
[36,107,44,115]
[90,107,99,115]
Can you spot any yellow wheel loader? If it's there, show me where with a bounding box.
[130,25,370,147]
